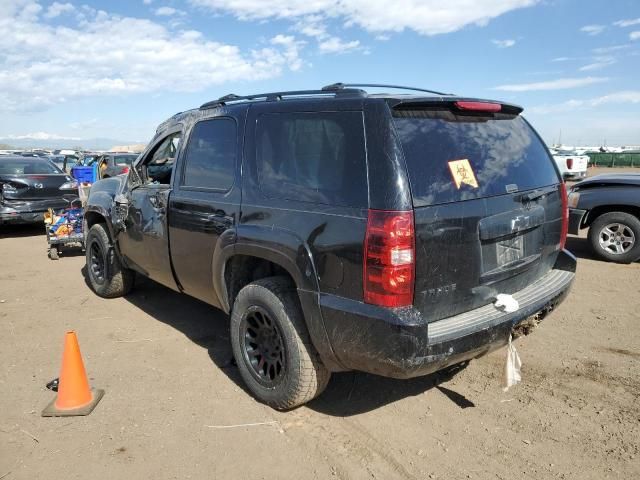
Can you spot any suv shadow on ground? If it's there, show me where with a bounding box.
[0,224,45,239]
[81,268,473,416]
[565,236,597,260]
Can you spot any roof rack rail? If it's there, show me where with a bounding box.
[322,83,454,96]
[200,88,366,110]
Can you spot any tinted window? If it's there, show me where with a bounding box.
[115,155,137,165]
[393,109,559,206]
[256,111,367,207]
[182,119,236,190]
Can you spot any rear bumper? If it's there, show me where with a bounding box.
[319,250,576,379]
[0,199,67,224]
[563,171,587,180]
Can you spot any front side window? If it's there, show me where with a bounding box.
[144,132,182,184]
[256,111,367,207]
[182,118,236,190]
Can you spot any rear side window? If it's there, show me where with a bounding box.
[256,111,367,207]
[182,118,236,190]
[393,109,559,206]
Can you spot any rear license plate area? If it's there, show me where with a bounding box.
[496,235,524,266]
[481,228,542,276]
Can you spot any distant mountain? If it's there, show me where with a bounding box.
[0,135,148,151]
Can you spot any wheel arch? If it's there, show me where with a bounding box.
[584,204,640,228]
[214,228,345,372]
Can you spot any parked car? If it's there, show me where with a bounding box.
[550,149,589,180]
[0,156,78,224]
[48,155,80,173]
[88,153,138,178]
[83,84,575,409]
[568,173,640,263]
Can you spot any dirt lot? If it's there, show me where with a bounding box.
[1,168,638,480]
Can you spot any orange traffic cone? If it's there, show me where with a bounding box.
[42,331,104,417]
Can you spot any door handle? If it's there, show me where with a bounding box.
[206,212,229,222]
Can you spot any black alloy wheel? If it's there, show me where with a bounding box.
[240,306,286,386]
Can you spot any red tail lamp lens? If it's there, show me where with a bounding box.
[364,210,415,307]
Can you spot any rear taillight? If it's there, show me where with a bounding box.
[559,183,569,250]
[121,166,130,174]
[566,158,573,170]
[364,210,415,307]
[454,101,501,112]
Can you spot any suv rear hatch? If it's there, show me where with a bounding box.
[391,100,564,322]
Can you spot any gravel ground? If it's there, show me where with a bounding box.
[0,167,638,480]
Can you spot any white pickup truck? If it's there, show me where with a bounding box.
[550,149,589,180]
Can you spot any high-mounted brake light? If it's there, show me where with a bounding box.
[454,101,501,112]
[364,210,415,307]
[566,158,573,170]
[559,183,569,251]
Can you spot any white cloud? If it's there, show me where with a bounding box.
[579,56,616,71]
[528,90,640,114]
[318,37,361,54]
[44,2,74,19]
[492,39,516,48]
[5,132,81,141]
[592,44,631,54]
[189,0,539,36]
[613,18,640,28]
[551,56,571,62]
[0,0,304,111]
[494,77,608,92]
[269,34,306,70]
[580,24,606,36]
[589,91,640,105]
[630,31,640,41]
[293,16,362,54]
[154,6,186,16]
[143,0,153,4]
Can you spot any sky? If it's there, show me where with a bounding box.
[0,0,639,147]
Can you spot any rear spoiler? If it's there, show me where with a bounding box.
[390,98,524,115]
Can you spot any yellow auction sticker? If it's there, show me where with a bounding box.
[448,158,479,189]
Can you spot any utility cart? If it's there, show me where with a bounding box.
[44,184,91,260]
[45,197,84,260]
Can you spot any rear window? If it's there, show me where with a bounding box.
[0,159,62,175]
[392,108,559,206]
[256,111,367,207]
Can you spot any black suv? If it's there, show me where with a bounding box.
[84,84,576,409]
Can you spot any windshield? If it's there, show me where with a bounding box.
[393,108,560,206]
[0,158,63,175]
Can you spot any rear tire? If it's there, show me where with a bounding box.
[85,223,135,297]
[588,212,640,263]
[230,276,330,410]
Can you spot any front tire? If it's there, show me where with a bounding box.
[230,276,330,410]
[588,212,640,263]
[85,223,135,297]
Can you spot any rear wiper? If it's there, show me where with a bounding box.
[519,186,557,203]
